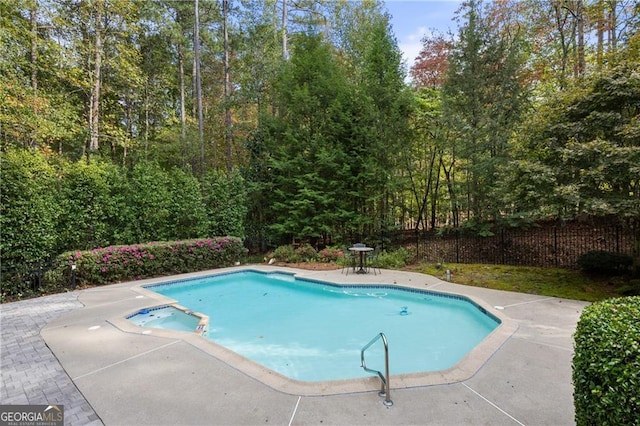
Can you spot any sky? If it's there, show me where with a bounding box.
[384,0,462,71]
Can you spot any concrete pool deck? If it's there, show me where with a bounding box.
[1,266,588,425]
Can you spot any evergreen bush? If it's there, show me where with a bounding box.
[56,158,114,251]
[573,296,640,425]
[376,248,410,269]
[271,245,298,263]
[577,250,633,275]
[0,149,60,268]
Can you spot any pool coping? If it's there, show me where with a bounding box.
[108,266,518,396]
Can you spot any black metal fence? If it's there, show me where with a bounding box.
[399,219,635,269]
[0,260,56,298]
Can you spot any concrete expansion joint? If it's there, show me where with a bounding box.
[462,382,526,426]
[72,340,180,381]
[500,297,556,309]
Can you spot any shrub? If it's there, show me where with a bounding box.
[271,245,298,263]
[294,243,317,262]
[127,161,173,242]
[0,149,60,267]
[577,250,633,275]
[203,169,247,238]
[165,167,209,239]
[56,158,114,251]
[376,248,410,269]
[318,247,344,263]
[44,237,247,289]
[572,296,640,426]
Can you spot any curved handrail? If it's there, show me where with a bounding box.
[360,332,392,406]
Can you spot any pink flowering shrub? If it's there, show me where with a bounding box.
[50,237,246,287]
[318,247,344,263]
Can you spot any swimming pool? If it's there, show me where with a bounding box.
[126,305,208,335]
[134,270,500,382]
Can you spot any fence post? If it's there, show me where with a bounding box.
[455,230,460,263]
[501,229,505,265]
[554,227,558,267]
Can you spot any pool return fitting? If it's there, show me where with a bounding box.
[360,332,392,406]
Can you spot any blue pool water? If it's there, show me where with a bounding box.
[127,306,200,332]
[145,271,500,382]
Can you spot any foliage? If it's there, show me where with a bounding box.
[577,251,634,276]
[259,19,411,244]
[47,237,246,289]
[505,66,640,219]
[165,167,209,239]
[0,149,60,268]
[294,243,317,262]
[0,150,247,290]
[202,169,247,238]
[125,161,174,242]
[2,0,640,283]
[56,158,115,251]
[263,33,357,242]
[573,297,640,426]
[102,161,137,244]
[441,0,528,223]
[318,247,344,263]
[271,245,298,263]
[375,248,410,269]
[0,2,84,152]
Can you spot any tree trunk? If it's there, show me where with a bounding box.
[30,4,38,148]
[609,0,617,52]
[430,166,441,230]
[576,0,585,76]
[552,1,569,89]
[596,0,604,67]
[194,0,205,178]
[89,0,103,152]
[223,0,233,172]
[440,156,459,228]
[30,6,38,91]
[282,0,288,59]
[178,42,187,160]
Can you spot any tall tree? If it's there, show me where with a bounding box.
[262,33,353,242]
[358,13,412,237]
[194,0,205,177]
[0,0,83,152]
[505,63,640,218]
[411,33,452,89]
[88,0,102,152]
[442,0,527,224]
[52,0,144,159]
[223,0,233,172]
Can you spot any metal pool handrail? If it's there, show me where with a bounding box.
[360,332,393,406]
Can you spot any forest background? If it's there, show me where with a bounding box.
[1,0,639,279]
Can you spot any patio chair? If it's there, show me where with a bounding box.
[341,246,357,275]
[366,247,382,275]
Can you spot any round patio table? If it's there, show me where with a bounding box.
[348,246,374,274]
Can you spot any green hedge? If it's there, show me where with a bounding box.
[577,250,634,275]
[1,148,248,277]
[573,296,640,425]
[46,237,247,289]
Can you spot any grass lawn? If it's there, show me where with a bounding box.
[405,262,637,302]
